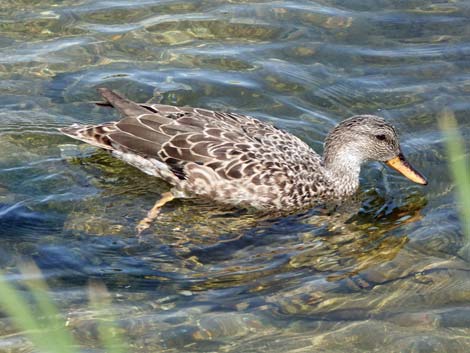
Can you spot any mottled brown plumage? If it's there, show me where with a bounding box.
[60,88,427,214]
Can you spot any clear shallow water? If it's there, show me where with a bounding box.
[1,0,470,352]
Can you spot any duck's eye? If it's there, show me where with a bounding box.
[375,134,387,141]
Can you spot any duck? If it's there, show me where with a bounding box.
[60,88,427,233]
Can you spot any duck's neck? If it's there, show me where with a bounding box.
[322,146,362,198]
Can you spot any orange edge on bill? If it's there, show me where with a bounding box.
[386,154,428,185]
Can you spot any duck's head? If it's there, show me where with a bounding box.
[323,115,427,185]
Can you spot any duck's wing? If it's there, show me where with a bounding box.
[60,88,319,182]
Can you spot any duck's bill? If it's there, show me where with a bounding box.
[386,153,428,185]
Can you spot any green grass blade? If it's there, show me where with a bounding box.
[19,263,78,353]
[88,280,129,353]
[439,111,470,255]
[0,270,67,353]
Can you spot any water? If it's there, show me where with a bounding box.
[1,0,470,352]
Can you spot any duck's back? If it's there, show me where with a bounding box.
[60,88,326,210]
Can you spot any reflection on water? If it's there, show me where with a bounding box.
[1,0,470,352]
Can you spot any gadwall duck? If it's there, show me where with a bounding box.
[60,88,427,232]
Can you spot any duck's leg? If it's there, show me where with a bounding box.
[136,191,175,234]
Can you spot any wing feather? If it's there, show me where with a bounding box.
[59,88,319,183]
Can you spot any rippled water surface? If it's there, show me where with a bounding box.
[1,0,470,352]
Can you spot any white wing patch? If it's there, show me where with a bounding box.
[111,151,179,185]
